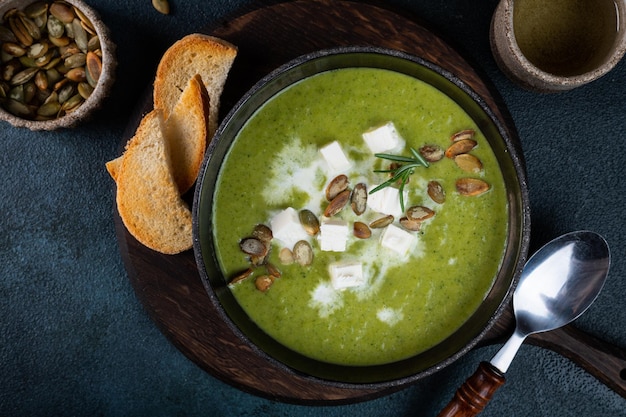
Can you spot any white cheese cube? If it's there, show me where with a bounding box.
[367,186,405,217]
[329,261,365,290]
[270,207,309,248]
[318,219,349,252]
[380,224,416,257]
[362,122,406,154]
[320,141,351,173]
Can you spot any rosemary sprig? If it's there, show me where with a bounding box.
[369,147,430,211]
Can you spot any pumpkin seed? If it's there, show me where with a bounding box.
[37,100,61,116]
[279,247,294,265]
[454,153,483,173]
[87,35,100,51]
[25,2,49,19]
[0,2,102,120]
[406,205,435,222]
[64,52,85,68]
[450,129,475,142]
[9,16,34,46]
[27,42,48,59]
[19,14,42,40]
[61,93,82,111]
[400,216,422,232]
[57,83,74,102]
[85,51,101,84]
[46,15,65,38]
[74,6,95,34]
[326,174,349,201]
[239,237,268,257]
[419,144,444,162]
[230,268,253,285]
[5,98,32,116]
[64,67,85,82]
[293,240,313,266]
[353,222,371,239]
[456,178,491,196]
[323,189,351,217]
[50,1,75,23]
[152,0,171,15]
[8,84,24,101]
[77,81,92,99]
[350,183,368,215]
[255,275,274,292]
[2,42,26,57]
[445,139,477,158]
[72,19,88,52]
[299,209,320,236]
[0,26,18,43]
[427,180,446,204]
[10,67,38,85]
[251,224,273,245]
[2,60,19,81]
[369,215,394,229]
[266,263,282,278]
[23,81,36,102]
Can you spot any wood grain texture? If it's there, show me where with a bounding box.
[115,0,532,404]
[436,362,506,417]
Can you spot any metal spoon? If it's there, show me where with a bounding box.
[437,230,611,417]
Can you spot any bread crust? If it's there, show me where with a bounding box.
[164,74,210,193]
[153,33,237,137]
[116,110,193,254]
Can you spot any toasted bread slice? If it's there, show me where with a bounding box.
[106,75,210,193]
[116,109,193,254]
[105,156,121,181]
[164,74,210,193]
[154,33,237,137]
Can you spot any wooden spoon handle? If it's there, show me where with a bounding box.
[527,324,626,398]
[436,361,506,417]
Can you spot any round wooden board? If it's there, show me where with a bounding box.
[116,0,518,404]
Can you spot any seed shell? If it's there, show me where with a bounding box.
[450,129,475,142]
[230,268,253,285]
[445,139,477,158]
[278,247,294,265]
[427,180,446,204]
[353,221,371,239]
[293,240,313,266]
[456,178,491,196]
[323,189,350,217]
[299,209,320,236]
[369,215,394,229]
[350,183,368,215]
[400,216,422,232]
[255,275,274,292]
[406,205,435,222]
[266,263,282,278]
[454,153,483,173]
[325,174,349,201]
[419,144,444,162]
[239,237,268,257]
[251,224,273,244]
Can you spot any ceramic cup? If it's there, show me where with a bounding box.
[490,0,626,92]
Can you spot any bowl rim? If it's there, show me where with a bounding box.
[0,0,116,130]
[193,45,531,389]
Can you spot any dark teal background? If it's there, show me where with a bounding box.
[1,0,625,416]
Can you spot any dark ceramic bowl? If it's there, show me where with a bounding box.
[193,46,530,387]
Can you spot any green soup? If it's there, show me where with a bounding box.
[212,67,508,366]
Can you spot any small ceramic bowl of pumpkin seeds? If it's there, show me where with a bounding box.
[0,0,116,130]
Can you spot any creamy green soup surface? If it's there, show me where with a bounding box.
[212,67,508,366]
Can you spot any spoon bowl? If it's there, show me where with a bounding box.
[438,231,610,416]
